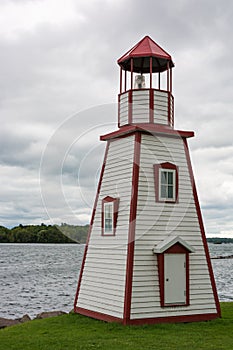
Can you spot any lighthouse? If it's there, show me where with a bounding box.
[74,36,221,325]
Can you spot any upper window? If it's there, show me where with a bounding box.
[159,168,176,201]
[102,196,119,236]
[154,162,178,203]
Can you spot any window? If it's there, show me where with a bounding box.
[154,162,178,203]
[160,169,176,201]
[102,196,119,236]
[104,202,113,233]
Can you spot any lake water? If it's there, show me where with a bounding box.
[0,243,232,319]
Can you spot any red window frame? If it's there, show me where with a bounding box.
[154,162,179,203]
[101,196,119,236]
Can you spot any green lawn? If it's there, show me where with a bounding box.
[0,303,233,350]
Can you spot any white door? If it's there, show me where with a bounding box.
[164,253,186,305]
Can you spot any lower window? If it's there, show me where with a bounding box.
[104,202,113,233]
[101,196,119,236]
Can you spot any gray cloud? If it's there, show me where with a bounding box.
[0,0,232,236]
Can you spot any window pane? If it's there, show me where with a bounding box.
[161,171,167,185]
[105,204,111,218]
[106,210,110,219]
[168,185,174,199]
[105,218,112,231]
[161,184,167,198]
[168,172,174,185]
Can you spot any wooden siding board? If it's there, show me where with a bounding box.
[81,274,125,287]
[81,281,125,294]
[82,270,127,282]
[132,90,150,97]
[154,103,168,110]
[79,293,125,307]
[132,108,150,113]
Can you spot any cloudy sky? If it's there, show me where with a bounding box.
[0,0,232,237]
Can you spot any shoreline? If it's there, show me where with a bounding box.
[0,310,68,329]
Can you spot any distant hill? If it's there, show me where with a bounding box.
[0,224,89,244]
[207,237,233,244]
[0,224,232,244]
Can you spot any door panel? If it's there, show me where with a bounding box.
[164,254,186,305]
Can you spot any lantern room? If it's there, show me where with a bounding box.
[117,36,175,128]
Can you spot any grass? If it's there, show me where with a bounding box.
[0,303,233,350]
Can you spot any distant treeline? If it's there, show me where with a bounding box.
[207,237,233,244]
[0,224,232,244]
[0,223,89,244]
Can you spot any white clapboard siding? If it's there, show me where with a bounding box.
[77,136,135,319]
[130,133,217,319]
[154,90,169,125]
[132,90,150,123]
[119,92,129,126]
[120,112,128,126]
[119,89,172,126]
[77,296,124,318]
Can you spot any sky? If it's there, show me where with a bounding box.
[0,0,232,237]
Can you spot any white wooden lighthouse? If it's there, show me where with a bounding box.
[74,36,221,325]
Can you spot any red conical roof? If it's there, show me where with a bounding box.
[118,36,174,73]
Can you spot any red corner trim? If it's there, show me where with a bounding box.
[149,88,154,123]
[74,141,110,311]
[75,306,218,325]
[157,254,164,306]
[171,95,174,127]
[167,92,170,126]
[186,253,190,306]
[123,132,141,325]
[118,94,121,128]
[127,313,219,325]
[183,138,221,317]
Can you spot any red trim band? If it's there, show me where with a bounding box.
[100,124,194,141]
[75,307,122,323]
[128,313,219,325]
[75,306,219,325]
